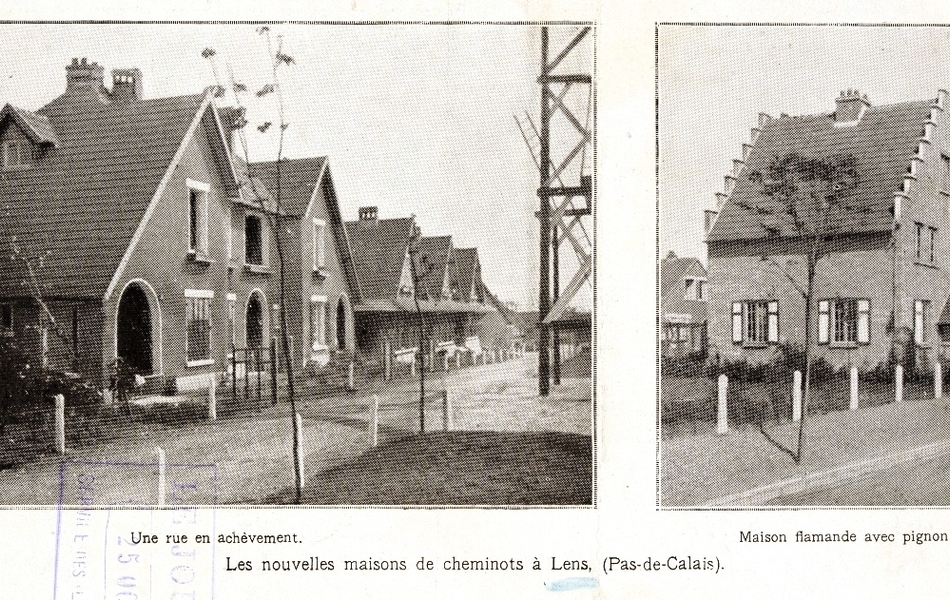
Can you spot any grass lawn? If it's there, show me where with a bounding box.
[266,431,592,505]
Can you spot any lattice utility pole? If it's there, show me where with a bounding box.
[536,26,592,396]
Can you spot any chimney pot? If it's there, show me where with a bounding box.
[65,57,105,91]
[835,89,870,123]
[358,206,379,221]
[111,68,143,102]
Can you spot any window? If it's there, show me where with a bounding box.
[312,218,326,271]
[226,293,236,350]
[942,154,950,191]
[2,140,24,168]
[0,303,11,335]
[916,223,937,264]
[915,299,931,345]
[245,215,264,266]
[818,299,870,345]
[310,296,327,350]
[685,277,707,301]
[185,290,213,364]
[732,300,778,345]
[187,180,210,257]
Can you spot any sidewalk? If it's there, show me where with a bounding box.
[661,396,950,506]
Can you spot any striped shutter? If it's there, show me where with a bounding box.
[818,300,830,344]
[732,302,743,343]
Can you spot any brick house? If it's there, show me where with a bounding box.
[344,207,491,377]
[707,89,950,372]
[0,58,356,396]
[660,251,707,357]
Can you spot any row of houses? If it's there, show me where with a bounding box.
[663,88,950,373]
[0,58,503,398]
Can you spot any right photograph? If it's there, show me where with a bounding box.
[659,24,950,507]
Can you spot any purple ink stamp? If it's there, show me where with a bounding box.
[54,459,217,599]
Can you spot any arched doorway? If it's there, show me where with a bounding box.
[246,292,265,348]
[336,296,348,350]
[117,283,153,374]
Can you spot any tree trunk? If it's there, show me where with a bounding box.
[796,248,817,464]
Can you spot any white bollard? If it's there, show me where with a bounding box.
[937,363,943,400]
[348,362,355,390]
[896,365,904,404]
[156,447,166,507]
[455,352,461,369]
[442,390,452,431]
[716,374,728,435]
[849,366,859,411]
[208,378,217,421]
[369,395,379,447]
[295,413,305,488]
[792,370,802,422]
[54,394,66,454]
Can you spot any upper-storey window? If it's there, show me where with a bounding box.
[685,277,707,301]
[2,140,26,168]
[187,179,210,258]
[916,222,937,265]
[312,218,326,271]
[245,214,265,266]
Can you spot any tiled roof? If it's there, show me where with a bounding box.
[345,216,415,301]
[417,235,452,300]
[0,90,213,298]
[707,100,932,242]
[250,156,328,216]
[660,255,700,297]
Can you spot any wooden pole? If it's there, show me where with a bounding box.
[716,374,728,435]
[896,364,904,404]
[384,338,391,381]
[54,394,65,454]
[271,337,278,405]
[208,378,216,421]
[370,394,379,447]
[849,366,859,411]
[156,446,166,507]
[231,344,237,405]
[295,413,305,489]
[792,370,802,422]
[442,389,452,431]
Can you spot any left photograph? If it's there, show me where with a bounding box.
[0,23,594,506]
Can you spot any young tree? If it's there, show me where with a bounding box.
[741,152,860,463]
[204,28,303,502]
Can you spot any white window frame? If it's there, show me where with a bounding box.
[731,300,778,345]
[685,277,708,301]
[187,179,210,257]
[3,140,22,168]
[312,218,326,271]
[185,289,214,367]
[310,295,328,351]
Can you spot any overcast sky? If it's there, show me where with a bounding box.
[0,23,593,310]
[659,25,950,264]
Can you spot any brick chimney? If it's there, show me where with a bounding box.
[111,68,143,102]
[65,57,105,90]
[835,89,870,123]
[358,206,378,222]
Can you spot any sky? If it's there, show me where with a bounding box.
[659,25,950,265]
[0,23,593,311]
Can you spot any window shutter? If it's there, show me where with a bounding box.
[767,301,779,343]
[732,302,743,343]
[818,300,829,344]
[915,300,925,345]
[857,300,870,344]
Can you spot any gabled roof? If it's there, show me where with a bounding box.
[251,156,361,302]
[660,252,704,297]
[453,247,481,301]
[0,104,60,146]
[707,100,932,242]
[417,235,452,300]
[345,216,416,301]
[0,87,236,299]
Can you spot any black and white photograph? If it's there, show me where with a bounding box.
[0,23,594,507]
[660,24,950,507]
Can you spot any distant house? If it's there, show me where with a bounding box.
[344,207,490,377]
[660,251,707,357]
[706,89,950,371]
[0,58,357,397]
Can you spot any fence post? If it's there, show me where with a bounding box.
[384,338,392,381]
[208,378,217,421]
[156,447,166,507]
[271,337,279,406]
[54,394,66,454]
[369,395,379,447]
[937,362,943,400]
[792,370,802,423]
[716,374,728,435]
[295,413,305,489]
[231,344,237,405]
[849,366,859,411]
[442,389,452,431]
[896,364,904,404]
[455,351,461,370]
[348,362,355,390]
